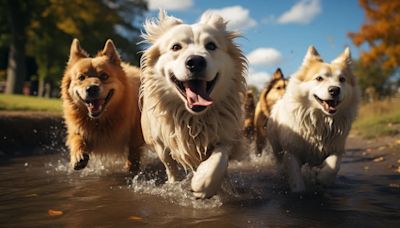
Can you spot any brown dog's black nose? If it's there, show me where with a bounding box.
[86,85,100,98]
[328,86,340,97]
[186,55,206,73]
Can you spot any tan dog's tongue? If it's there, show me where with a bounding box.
[185,80,213,108]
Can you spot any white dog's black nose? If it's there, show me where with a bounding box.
[328,86,340,97]
[86,85,100,98]
[186,55,206,73]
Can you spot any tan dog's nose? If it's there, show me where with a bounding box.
[86,85,100,98]
[328,86,340,97]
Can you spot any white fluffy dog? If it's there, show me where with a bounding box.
[139,11,247,198]
[267,46,360,192]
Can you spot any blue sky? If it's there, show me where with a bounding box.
[145,0,365,88]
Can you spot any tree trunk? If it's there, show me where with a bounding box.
[5,0,27,95]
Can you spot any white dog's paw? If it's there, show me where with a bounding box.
[191,151,228,199]
[316,166,338,186]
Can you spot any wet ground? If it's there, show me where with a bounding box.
[0,135,399,227]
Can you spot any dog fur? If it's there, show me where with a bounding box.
[254,68,287,155]
[267,46,360,192]
[139,10,247,198]
[61,39,144,172]
[243,90,256,142]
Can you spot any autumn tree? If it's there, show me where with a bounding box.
[349,0,400,69]
[0,0,147,96]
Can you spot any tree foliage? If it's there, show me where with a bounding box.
[0,0,147,96]
[349,0,400,70]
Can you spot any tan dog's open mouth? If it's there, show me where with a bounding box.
[77,89,114,118]
[170,73,218,113]
[313,94,340,114]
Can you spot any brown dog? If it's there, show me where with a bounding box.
[243,90,256,142]
[254,68,287,155]
[61,39,144,172]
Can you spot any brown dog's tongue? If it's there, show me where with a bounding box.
[185,80,213,108]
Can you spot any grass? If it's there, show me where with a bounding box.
[0,94,62,113]
[353,96,400,138]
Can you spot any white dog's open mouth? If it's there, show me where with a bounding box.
[76,89,114,118]
[170,73,219,113]
[313,94,340,114]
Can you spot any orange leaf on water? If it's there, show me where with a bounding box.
[373,156,384,162]
[128,215,144,221]
[48,209,64,216]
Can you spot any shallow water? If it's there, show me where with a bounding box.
[0,139,399,227]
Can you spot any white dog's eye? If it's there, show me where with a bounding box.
[205,42,217,51]
[339,76,346,83]
[315,76,324,82]
[171,43,182,52]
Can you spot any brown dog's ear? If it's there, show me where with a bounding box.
[142,9,182,43]
[302,45,323,66]
[272,68,284,80]
[68,39,88,65]
[331,47,352,67]
[101,39,121,65]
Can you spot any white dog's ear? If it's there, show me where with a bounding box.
[199,11,227,31]
[68,38,89,65]
[100,39,121,65]
[331,47,352,67]
[142,9,182,43]
[302,46,323,66]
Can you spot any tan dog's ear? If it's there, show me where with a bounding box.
[272,68,284,80]
[199,11,227,31]
[101,39,121,65]
[142,9,182,43]
[331,47,351,67]
[302,45,323,66]
[68,39,88,65]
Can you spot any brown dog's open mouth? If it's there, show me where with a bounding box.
[170,73,218,113]
[77,89,114,118]
[313,94,340,114]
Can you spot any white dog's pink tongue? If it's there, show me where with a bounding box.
[185,80,213,108]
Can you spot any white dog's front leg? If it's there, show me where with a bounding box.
[191,145,229,199]
[283,151,305,192]
[317,154,342,186]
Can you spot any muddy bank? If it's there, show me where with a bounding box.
[0,111,66,158]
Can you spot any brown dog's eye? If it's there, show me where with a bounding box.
[205,42,217,51]
[78,74,85,81]
[171,44,182,51]
[99,73,109,81]
[316,76,324,82]
[276,86,282,90]
[339,76,346,83]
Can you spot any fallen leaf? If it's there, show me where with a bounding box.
[373,156,385,162]
[48,209,64,216]
[363,166,369,170]
[397,159,400,164]
[397,167,400,174]
[395,139,400,145]
[378,146,386,151]
[389,183,400,188]
[128,215,144,221]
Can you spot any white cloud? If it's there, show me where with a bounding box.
[247,48,283,66]
[246,68,272,89]
[277,0,321,24]
[148,0,193,11]
[207,6,257,31]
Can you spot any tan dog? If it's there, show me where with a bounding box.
[243,90,256,142]
[61,39,144,172]
[267,46,360,192]
[254,68,287,155]
[140,11,247,198]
